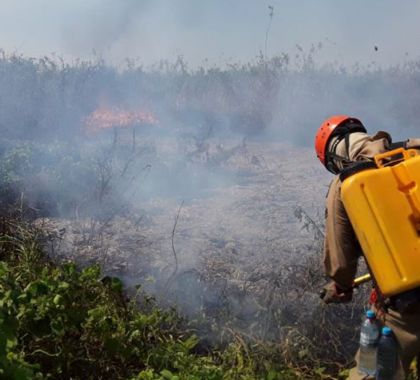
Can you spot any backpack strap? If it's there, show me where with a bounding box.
[388,141,407,150]
[389,139,420,150]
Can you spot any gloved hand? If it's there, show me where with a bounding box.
[320,281,353,304]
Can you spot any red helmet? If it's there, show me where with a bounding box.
[315,115,365,167]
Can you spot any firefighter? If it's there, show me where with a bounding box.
[315,115,420,379]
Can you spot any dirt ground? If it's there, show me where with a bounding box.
[37,138,363,358]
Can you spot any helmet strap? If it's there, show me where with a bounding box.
[345,132,351,158]
[325,133,353,174]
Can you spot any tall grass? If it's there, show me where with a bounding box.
[1,50,420,144]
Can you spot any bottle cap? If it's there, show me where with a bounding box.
[382,326,392,336]
[366,310,375,319]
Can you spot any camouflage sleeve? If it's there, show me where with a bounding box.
[323,177,363,290]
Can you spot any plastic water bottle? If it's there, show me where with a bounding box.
[358,310,380,376]
[376,326,398,380]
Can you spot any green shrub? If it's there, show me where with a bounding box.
[0,221,307,380]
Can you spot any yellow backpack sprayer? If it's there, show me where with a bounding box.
[341,148,420,298]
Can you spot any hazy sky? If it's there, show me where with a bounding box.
[1,0,419,68]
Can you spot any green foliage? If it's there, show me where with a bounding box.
[0,221,311,380]
[0,140,137,218]
[0,143,37,186]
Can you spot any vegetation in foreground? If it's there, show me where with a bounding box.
[0,218,326,380]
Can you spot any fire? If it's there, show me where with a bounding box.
[85,107,158,133]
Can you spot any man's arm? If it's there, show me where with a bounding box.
[323,177,363,292]
[406,138,420,150]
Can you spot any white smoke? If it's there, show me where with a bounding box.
[0,0,419,67]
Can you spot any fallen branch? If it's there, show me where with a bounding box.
[163,200,184,291]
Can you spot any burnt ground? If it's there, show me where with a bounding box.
[36,138,365,366]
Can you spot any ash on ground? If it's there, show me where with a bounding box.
[35,138,364,362]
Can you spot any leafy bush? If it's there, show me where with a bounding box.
[0,220,308,380]
[0,139,147,219]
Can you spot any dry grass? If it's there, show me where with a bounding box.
[33,139,368,373]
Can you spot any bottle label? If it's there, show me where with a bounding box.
[360,332,378,346]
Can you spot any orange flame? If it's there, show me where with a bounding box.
[85,107,158,133]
